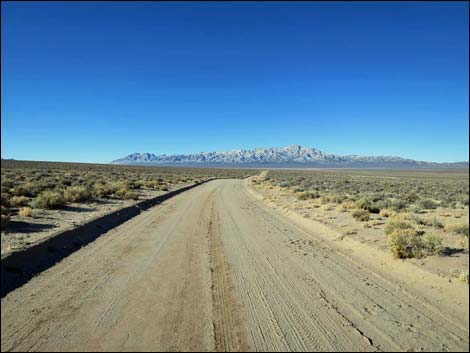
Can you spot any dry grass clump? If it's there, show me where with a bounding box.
[352,209,370,222]
[31,191,66,209]
[337,201,355,212]
[19,207,33,217]
[459,271,469,283]
[370,219,384,226]
[461,237,469,252]
[342,226,357,236]
[379,209,394,218]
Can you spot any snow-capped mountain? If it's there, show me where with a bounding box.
[110,145,469,169]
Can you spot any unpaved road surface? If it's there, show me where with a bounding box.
[1,179,469,351]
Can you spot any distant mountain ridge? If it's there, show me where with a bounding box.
[110,145,469,169]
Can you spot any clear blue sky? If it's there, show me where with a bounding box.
[1,1,468,163]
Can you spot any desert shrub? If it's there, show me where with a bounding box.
[354,197,380,213]
[1,194,11,208]
[373,200,388,211]
[421,233,444,255]
[387,223,444,259]
[11,182,36,197]
[61,178,73,187]
[405,192,419,203]
[354,197,372,210]
[114,188,128,199]
[418,198,438,210]
[114,186,139,200]
[295,191,319,200]
[322,193,344,204]
[63,186,91,203]
[390,199,408,212]
[127,180,143,189]
[31,191,66,209]
[11,196,30,207]
[352,209,370,222]
[1,214,10,229]
[19,207,33,217]
[1,186,10,195]
[407,204,424,214]
[388,229,423,259]
[1,206,10,216]
[368,202,381,214]
[1,179,15,188]
[123,191,139,200]
[109,181,130,193]
[457,195,469,207]
[144,180,160,189]
[92,183,113,198]
[412,215,444,229]
[385,214,415,236]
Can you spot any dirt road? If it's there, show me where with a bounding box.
[1,179,469,351]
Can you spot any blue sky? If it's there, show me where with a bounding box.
[1,1,468,163]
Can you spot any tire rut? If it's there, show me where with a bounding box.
[207,194,249,352]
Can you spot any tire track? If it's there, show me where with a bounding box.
[237,180,468,351]
[207,195,249,352]
[240,182,469,345]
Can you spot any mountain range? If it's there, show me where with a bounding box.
[110,145,469,169]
